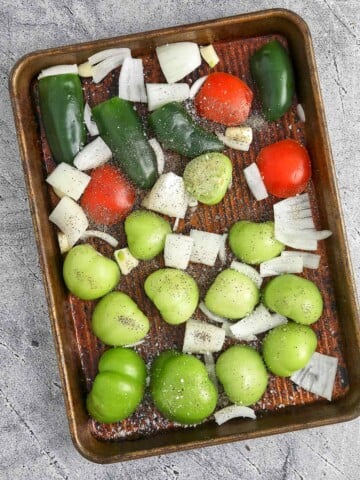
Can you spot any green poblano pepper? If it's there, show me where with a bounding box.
[148,102,223,158]
[92,97,158,189]
[38,74,86,165]
[250,40,295,122]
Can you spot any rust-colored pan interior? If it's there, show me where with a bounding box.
[10,9,360,463]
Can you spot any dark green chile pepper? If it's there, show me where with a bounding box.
[250,40,295,122]
[148,102,223,158]
[38,74,86,165]
[92,97,157,189]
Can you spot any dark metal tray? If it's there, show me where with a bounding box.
[10,9,360,463]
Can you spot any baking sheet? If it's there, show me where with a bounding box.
[10,9,360,463]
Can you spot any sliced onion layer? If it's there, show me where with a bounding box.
[203,352,218,390]
[189,230,223,267]
[73,137,112,171]
[57,231,71,254]
[199,301,227,324]
[114,248,139,275]
[297,103,306,122]
[275,233,318,251]
[83,103,100,137]
[225,127,253,147]
[78,61,93,78]
[216,132,251,152]
[156,42,201,83]
[141,172,188,219]
[230,260,262,289]
[189,75,208,99]
[281,250,321,269]
[182,319,225,354]
[146,83,190,111]
[281,229,332,241]
[260,256,304,277]
[218,233,228,264]
[148,138,165,175]
[274,194,332,250]
[200,45,219,68]
[290,352,338,401]
[173,217,180,232]
[275,193,310,209]
[118,57,147,103]
[123,339,145,348]
[92,52,130,83]
[88,48,131,66]
[222,320,254,340]
[214,405,256,425]
[46,163,90,201]
[243,163,268,201]
[80,230,118,247]
[164,234,194,270]
[49,196,88,247]
[38,64,78,79]
[230,305,287,340]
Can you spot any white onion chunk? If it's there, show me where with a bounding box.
[46,163,90,201]
[214,405,256,425]
[80,230,118,247]
[189,230,223,267]
[243,163,268,201]
[260,256,304,277]
[146,83,190,111]
[291,352,338,401]
[230,261,263,289]
[141,172,188,219]
[88,48,131,66]
[164,234,194,270]
[38,64,78,79]
[83,103,99,137]
[281,251,321,269]
[182,319,225,354]
[49,196,88,247]
[119,57,147,103]
[230,306,287,340]
[73,137,112,171]
[199,302,227,324]
[156,42,201,83]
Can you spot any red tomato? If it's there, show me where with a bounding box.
[194,72,253,126]
[80,164,136,225]
[256,139,312,198]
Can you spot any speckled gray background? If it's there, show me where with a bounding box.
[1,1,359,479]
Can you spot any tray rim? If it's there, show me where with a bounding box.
[9,8,360,464]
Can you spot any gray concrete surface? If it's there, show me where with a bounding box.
[1,0,359,478]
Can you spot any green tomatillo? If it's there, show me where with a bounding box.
[262,322,318,377]
[125,210,171,260]
[86,347,146,423]
[262,274,323,325]
[216,345,268,406]
[229,220,284,265]
[63,244,120,300]
[150,351,218,424]
[204,268,259,319]
[144,268,199,325]
[92,291,150,346]
[183,152,232,205]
